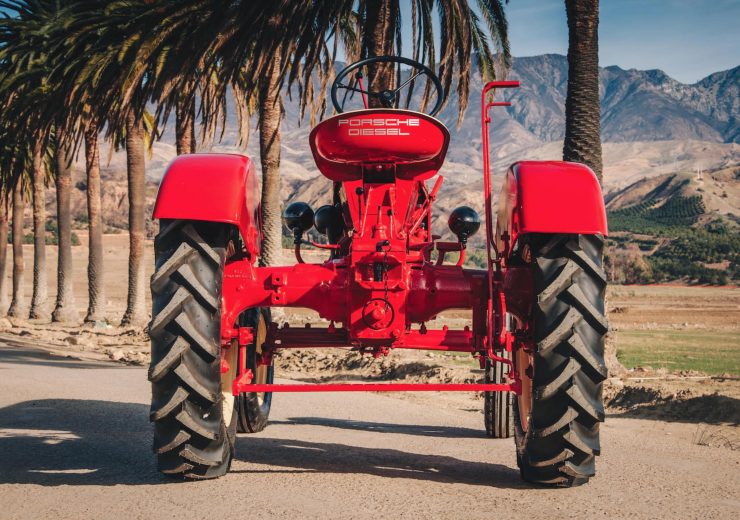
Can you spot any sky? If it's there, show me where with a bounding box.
[2,1,738,84]
[504,0,740,83]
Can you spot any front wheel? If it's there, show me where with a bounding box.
[513,234,608,487]
[148,220,237,479]
[484,351,513,438]
[236,308,274,433]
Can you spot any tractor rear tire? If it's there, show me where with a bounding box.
[484,351,513,438]
[236,308,274,433]
[513,234,608,487]
[148,220,236,479]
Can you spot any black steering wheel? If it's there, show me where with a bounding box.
[331,56,444,117]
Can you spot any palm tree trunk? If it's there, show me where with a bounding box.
[175,96,196,155]
[563,0,620,376]
[83,125,106,323]
[51,138,78,323]
[0,191,9,311]
[120,112,147,327]
[258,53,283,267]
[364,0,395,103]
[29,140,48,319]
[563,0,603,181]
[7,181,26,318]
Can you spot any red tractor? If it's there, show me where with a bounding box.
[148,56,608,486]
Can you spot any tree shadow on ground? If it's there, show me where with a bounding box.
[0,342,124,371]
[234,432,526,489]
[606,387,740,425]
[0,398,163,486]
[0,398,525,488]
[272,416,488,439]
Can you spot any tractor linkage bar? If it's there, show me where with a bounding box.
[268,326,475,353]
[234,378,516,394]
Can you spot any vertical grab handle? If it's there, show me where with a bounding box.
[481,80,520,262]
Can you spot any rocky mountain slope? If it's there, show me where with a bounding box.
[606,166,739,220]
[603,166,739,284]
[63,54,737,242]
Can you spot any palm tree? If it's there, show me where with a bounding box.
[561,0,622,376]
[171,1,509,264]
[0,118,29,318]
[75,1,352,268]
[51,135,78,322]
[120,112,148,326]
[563,0,602,181]
[40,0,160,327]
[0,190,9,311]
[7,180,26,318]
[257,28,284,267]
[0,0,71,321]
[27,138,48,319]
[175,96,196,154]
[355,0,511,122]
[82,121,105,323]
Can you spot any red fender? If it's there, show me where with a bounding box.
[153,154,261,259]
[495,161,608,255]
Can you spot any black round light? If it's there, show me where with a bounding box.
[282,202,314,234]
[448,206,480,247]
[313,205,336,235]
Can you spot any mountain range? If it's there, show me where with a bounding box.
[80,54,739,237]
[500,54,738,144]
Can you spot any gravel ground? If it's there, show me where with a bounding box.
[1,342,738,520]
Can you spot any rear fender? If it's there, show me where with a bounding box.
[495,161,607,256]
[153,154,261,259]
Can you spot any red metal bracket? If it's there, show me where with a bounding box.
[238,327,254,346]
[232,370,254,396]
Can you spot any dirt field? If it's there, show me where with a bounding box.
[0,236,738,420]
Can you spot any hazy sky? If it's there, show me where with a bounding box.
[505,0,740,83]
[2,1,737,84]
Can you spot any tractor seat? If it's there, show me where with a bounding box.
[309,109,449,182]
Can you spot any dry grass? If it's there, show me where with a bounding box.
[616,329,740,376]
[607,284,740,375]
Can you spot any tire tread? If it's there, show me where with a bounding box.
[514,234,607,488]
[149,221,234,479]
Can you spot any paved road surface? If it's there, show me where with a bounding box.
[0,342,738,519]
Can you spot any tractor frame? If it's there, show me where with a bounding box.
[149,76,608,485]
[153,80,605,396]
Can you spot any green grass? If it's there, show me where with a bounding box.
[616,329,740,376]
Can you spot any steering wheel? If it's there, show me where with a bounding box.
[331,56,444,117]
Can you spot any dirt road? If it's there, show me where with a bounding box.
[0,342,738,520]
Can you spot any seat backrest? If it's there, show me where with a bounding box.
[309,109,449,182]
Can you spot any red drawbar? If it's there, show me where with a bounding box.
[234,382,515,393]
